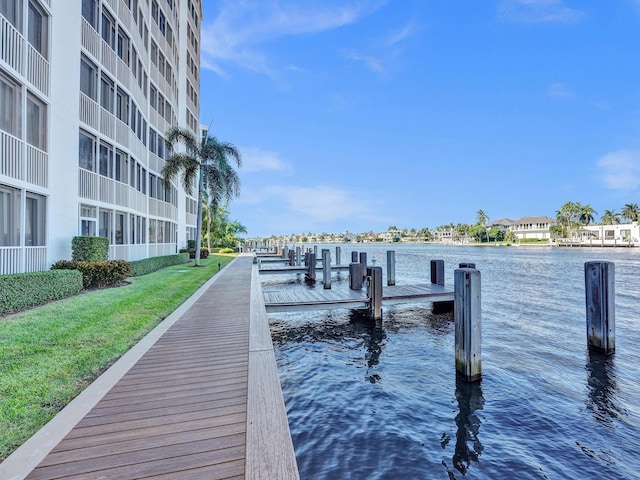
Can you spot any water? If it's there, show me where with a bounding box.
[263,244,640,480]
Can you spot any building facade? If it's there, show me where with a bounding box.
[1,0,202,275]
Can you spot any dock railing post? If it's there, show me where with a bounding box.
[387,250,396,286]
[349,263,363,290]
[307,253,316,281]
[359,252,368,280]
[367,266,383,320]
[296,247,301,266]
[289,250,295,266]
[351,251,358,263]
[336,246,341,266]
[585,261,615,355]
[455,268,482,382]
[322,250,331,289]
[314,246,318,258]
[431,259,445,285]
[283,245,289,260]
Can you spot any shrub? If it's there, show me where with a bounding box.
[187,240,196,250]
[0,270,83,315]
[52,260,131,288]
[185,248,209,259]
[129,253,190,277]
[219,247,234,254]
[72,236,109,262]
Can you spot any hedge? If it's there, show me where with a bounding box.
[51,260,131,289]
[0,270,83,315]
[129,253,190,277]
[72,236,109,262]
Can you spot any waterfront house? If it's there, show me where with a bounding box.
[510,216,556,241]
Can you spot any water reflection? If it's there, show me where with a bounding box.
[586,351,622,425]
[443,379,485,477]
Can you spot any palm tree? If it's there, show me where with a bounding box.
[600,209,621,225]
[162,126,241,266]
[621,203,639,223]
[580,204,597,225]
[476,210,489,242]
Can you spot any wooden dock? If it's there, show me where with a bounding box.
[264,283,454,313]
[0,255,299,480]
[259,264,350,275]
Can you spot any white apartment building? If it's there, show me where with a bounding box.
[1,0,202,275]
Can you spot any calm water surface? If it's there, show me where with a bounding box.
[262,244,640,479]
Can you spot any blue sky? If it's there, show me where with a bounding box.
[199,0,640,237]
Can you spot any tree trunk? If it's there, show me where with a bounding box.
[195,168,204,266]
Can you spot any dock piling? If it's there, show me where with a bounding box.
[351,251,358,263]
[359,252,368,280]
[387,251,396,286]
[336,247,342,266]
[585,261,615,355]
[459,262,476,269]
[307,253,316,281]
[296,247,301,266]
[322,250,331,289]
[367,266,383,320]
[349,263,363,290]
[455,267,482,382]
[431,260,445,285]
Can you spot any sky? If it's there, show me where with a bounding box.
[199,0,640,238]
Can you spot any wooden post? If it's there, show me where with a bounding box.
[314,246,318,258]
[585,261,615,355]
[288,250,295,266]
[387,250,396,286]
[367,266,383,320]
[335,246,341,266]
[349,263,363,290]
[431,259,445,285]
[304,252,309,267]
[351,251,358,263]
[359,252,367,280]
[455,268,482,382]
[296,247,301,266]
[307,253,316,281]
[322,249,331,289]
[459,262,475,269]
[283,245,289,259]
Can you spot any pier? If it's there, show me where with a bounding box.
[0,255,299,480]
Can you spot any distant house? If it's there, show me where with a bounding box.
[510,216,556,240]
[576,222,640,246]
[490,218,515,234]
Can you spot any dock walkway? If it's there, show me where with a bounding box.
[0,255,298,480]
[264,283,454,313]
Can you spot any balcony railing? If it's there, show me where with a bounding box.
[1,131,24,181]
[1,16,24,73]
[81,18,101,59]
[26,144,48,187]
[26,42,50,95]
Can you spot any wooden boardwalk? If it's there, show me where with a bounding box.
[0,255,298,480]
[264,283,454,313]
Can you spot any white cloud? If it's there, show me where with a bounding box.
[498,0,585,24]
[597,150,640,191]
[201,1,385,77]
[547,82,574,100]
[342,49,384,73]
[240,147,290,173]
[238,184,374,221]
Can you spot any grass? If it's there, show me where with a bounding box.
[0,254,235,462]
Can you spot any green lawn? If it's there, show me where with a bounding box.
[0,254,235,462]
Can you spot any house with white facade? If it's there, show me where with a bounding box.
[509,216,556,241]
[570,222,640,246]
[1,0,202,275]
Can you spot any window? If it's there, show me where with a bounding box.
[100,74,114,112]
[99,143,113,178]
[99,209,111,242]
[80,204,97,236]
[25,192,46,246]
[115,150,127,183]
[149,173,156,198]
[80,56,98,101]
[117,27,130,65]
[101,9,116,50]
[115,212,125,244]
[79,130,95,171]
[130,214,136,244]
[0,72,22,137]
[138,216,146,244]
[149,128,157,154]
[0,184,20,246]
[1,0,22,31]
[157,134,164,159]
[149,219,156,244]
[116,87,129,123]
[26,93,47,150]
[81,0,98,29]
[27,1,48,57]
[130,102,137,133]
[149,84,157,110]
[129,158,136,187]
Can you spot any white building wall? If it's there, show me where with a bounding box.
[1,0,202,274]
